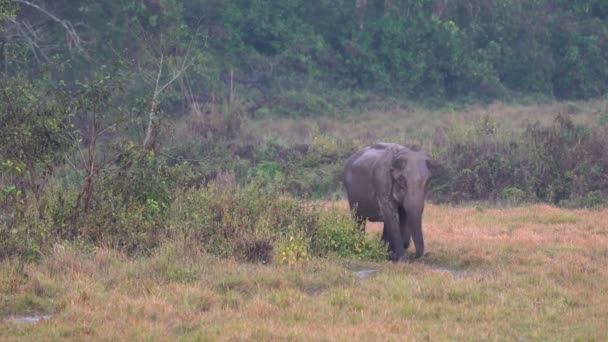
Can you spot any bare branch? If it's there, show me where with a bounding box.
[97,123,117,137]
[63,122,87,169]
[8,18,48,62]
[155,51,194,96]
[159,152,205,163]
[63,153,83,177]
[14,0,87,57]
[142,54,161,148]
[143,41,194,148]
[154,52,164,96]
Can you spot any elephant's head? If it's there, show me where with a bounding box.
[389,147,439,257]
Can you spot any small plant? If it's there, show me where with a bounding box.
[276,232,311,265]
[313,208,388,260]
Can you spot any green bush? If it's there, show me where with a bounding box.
[169,183,389,263]
[0,191,52,261]
[312,209,388,261]
[430,115,608,207]
[169,183,316,263]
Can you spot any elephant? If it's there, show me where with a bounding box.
[342,143,438,261]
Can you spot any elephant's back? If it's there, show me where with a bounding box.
[343,143,398,182]
[349,145,391,171]
[342,145,393,219]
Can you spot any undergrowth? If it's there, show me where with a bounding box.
[0,181,388,262]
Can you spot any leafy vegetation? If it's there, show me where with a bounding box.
[1,62,608,262]
[431,114,608,207]
[2,0,608,116]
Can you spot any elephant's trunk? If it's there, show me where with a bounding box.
[404,197,425,258]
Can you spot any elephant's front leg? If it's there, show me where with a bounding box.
[398,207,411,250]
[379,199,405,262]
[385,208,410,250]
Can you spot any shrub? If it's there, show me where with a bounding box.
[431,115,608,207]
[521,116,608,205]
[169,183,318,263]
[0,74,76,218]
[276,232,311,265]
[169,183,389,263]
[0,191,54,261]
[312,208,388,261]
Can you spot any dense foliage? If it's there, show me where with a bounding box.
[431,115,608,207]
[2,0,608,116]
[1,1,608,261]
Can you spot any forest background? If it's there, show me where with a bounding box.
[1,0,608,260]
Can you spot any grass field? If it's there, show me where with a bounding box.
[241,100,606,148]
[1,202,607,341]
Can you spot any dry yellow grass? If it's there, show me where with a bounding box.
[244,100,605,147]
[1,203,608,340]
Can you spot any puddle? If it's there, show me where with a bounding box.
[354,269,378,279]
[349,264,469,280]
[4,314,52,323]
[430,265,467,279]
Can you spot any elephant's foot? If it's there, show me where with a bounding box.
[409,250,429,261]
[389,252,405,263]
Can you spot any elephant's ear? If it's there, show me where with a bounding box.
[426,159,443,177]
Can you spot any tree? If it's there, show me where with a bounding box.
[0,73,75,216]
[142,49,193,149]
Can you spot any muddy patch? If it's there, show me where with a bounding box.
[354,269,378,279]
[430,265,468,279]
[4,314,52,323]
[345,264,379,280]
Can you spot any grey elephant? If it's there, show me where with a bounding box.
[343,143,438,261]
